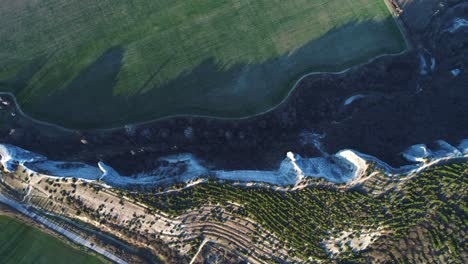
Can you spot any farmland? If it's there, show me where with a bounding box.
[0,0,405,128]
[0,215,104,264]
[2,155,465,262]
[130,161,468,262]
[0,0,466,262]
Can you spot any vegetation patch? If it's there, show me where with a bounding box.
[131,162,467,261]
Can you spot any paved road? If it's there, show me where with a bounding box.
[0,194,127,264]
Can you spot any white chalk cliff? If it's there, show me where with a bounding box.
[1,139,467,187]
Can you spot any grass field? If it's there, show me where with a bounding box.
[0,0,406,128]
[0,215,104,263]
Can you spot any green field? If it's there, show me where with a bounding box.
[0,0,405,128]
[0,215,104,263]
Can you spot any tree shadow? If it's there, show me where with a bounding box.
[0,54,53,93]
[31,47,125,124]
[17,18,406,128]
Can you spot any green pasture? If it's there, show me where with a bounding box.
[0,215,104,264]
[0,0,405,128]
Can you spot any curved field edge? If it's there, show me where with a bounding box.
[0,215,105,264]
[0,0,407,129]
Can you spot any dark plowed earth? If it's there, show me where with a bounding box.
[0,0,466,175]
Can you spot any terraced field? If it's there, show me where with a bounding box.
[0,0,405,128]
[133,161,467,262]
[0,215,103,264]
[1,158,466,262]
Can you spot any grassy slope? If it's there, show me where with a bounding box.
[0,0,405,128]
[130,162,467,261]
[0,215,104,264]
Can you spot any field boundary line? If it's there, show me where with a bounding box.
[0,2,411,132]
[382,0,413,50]
[0,47,408,132]
[0,48,408,132]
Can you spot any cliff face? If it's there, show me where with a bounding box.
[2,138,467,188]
[0,1,466,187]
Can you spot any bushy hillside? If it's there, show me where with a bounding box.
[131,161,467,262]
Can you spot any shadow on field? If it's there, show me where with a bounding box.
[32,47,125,124]
[0,55,52,93]
[2,0,466,175]
[17,18,405,128]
